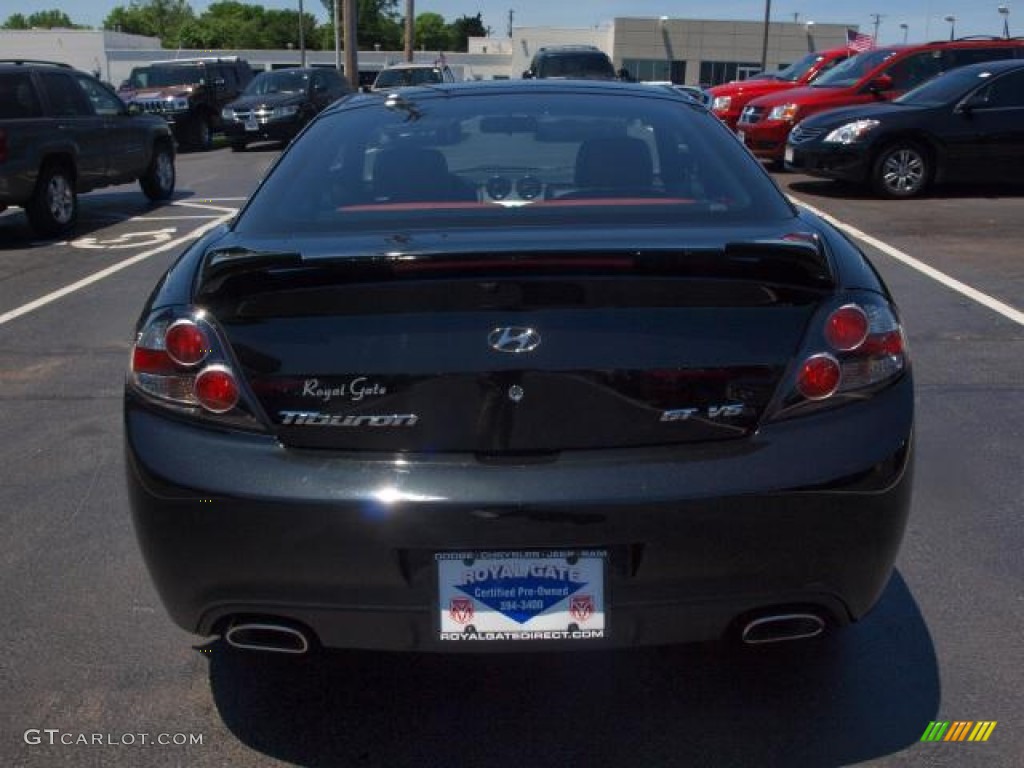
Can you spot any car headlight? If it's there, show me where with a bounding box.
[768,103,800,122]
[221,107,235,120]
[711,95,731,112]
[823,119,881,145]
[272,105,300,119]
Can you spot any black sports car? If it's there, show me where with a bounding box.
[125,80,914,654]
[785,59,1024,198]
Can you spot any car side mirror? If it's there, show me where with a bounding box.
[868,74,894,94]
[128,103,143,115]
[522,69,535,79]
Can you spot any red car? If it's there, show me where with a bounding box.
[737,38,1024,166]
[708,47,852,130]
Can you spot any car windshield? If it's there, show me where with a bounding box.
[772,52,827,83]
[894,67,990,106]
[246,70,308,96]
[134,66,205,88]
[812,48,899,88]
[375,68,442,88]
[234,89,793,237]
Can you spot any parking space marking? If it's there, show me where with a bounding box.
[72,228,177,250]
[171,200,241,214]
[791,195,1024,327]
[0,213,234,328]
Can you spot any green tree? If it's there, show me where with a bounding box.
[103,1,195,46]
[415,12,449,51]
[448,13,486,52]
[3,10,84,29]
[319,0,402,50]
[2,13,30,29]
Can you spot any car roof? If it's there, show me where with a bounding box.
[378,63,445,71]
[341,78,694,108]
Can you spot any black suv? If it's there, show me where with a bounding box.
[0,59,175,236]
[522,45,617,80]
[221,67,351,151]
[121,57,253,150]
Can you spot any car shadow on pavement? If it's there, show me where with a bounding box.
[786,178,1024,202]
[206,571,938,767]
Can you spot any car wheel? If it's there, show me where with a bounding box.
[230,140,247,153]
[140,143,176,200]
[25,163,77,237]
[190,115,213,151]
[872,142,930,198]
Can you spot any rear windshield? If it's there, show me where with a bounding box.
[374,67,444,88]
[132,66,205,88]
[537,53,616,79]
[813,48,900,88]
[234,89,793,236]
[246,70,308,95]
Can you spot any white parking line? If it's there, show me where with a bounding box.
[0,213,234,328]
[791,195,1024,327]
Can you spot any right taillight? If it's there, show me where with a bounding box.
[772,296,908,419]
[128,308,263,430]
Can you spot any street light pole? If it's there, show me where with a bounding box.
[760,0,772,74]
[998,5,1010,38]
[944,14,956,41]
[900,22,909,43]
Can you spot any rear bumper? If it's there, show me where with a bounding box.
[125,375,914,651]
[222,118,301,144]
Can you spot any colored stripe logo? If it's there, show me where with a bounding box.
[921,721,997,742]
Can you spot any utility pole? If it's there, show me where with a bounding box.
[333,0,341,70]
[405,0,414,62]
[870,13,884,42]
[508,9,514,38]
[760,0,772,74]
[298,0,306,67]
[344,0,358,88]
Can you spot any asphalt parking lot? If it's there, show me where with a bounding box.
[1,145,1021,767]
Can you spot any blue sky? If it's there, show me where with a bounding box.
[2,1,1017,45]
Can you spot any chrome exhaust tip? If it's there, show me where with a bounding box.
[224,621,310,654]
[741,613,826,645]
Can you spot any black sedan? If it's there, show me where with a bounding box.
[786,59,1024,198]
[220,67,351,151]
[125,80,913,655]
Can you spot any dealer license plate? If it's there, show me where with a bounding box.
[436,550,606,642]
[784,146,795,165]
[737,129,746,143]
[245,118,259,132]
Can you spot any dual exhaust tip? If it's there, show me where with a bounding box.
[222,612,825,653]
[740,612,826,645]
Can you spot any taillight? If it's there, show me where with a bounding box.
[774,297,908,418]
[797,354,841,400]
[128,308,262,429]
[824,304,868,351]
[194,365,239,413]
[164,320,209,366]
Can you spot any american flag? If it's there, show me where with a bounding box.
[847,29,875,52]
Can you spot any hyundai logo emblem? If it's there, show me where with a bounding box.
[488,327,542,353]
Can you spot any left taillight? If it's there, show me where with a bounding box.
[128,308,264,430]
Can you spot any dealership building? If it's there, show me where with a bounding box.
[0,17,853,87]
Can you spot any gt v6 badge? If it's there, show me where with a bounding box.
[279,411,418,427]
[488,327,541,353]
[661,403,746,422]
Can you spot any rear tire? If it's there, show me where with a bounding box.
[140,143,176,201]
[871,142,931,198]
[25,163,77,237]
[189,114,213,151]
